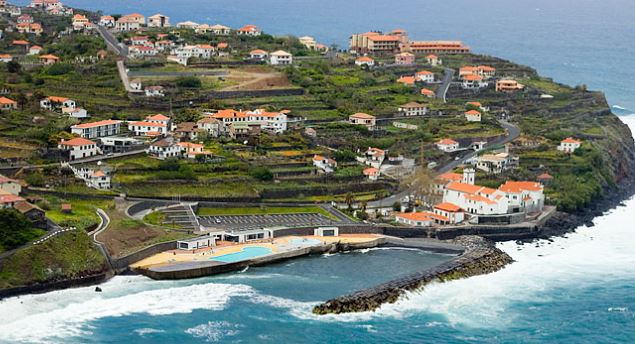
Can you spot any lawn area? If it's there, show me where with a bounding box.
[43,196,114,231]
[196,206,338,220]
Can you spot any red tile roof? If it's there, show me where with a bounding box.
[60,137,96,146]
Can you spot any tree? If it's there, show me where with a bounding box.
[402,166,438,205]
[176,76,202,88]
[0,209,42,251]
[249,166,273,181]
[6,60,21,73]
[392,201,402,212]
[344,192,355,210]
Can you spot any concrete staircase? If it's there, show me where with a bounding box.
[160,203,200,231]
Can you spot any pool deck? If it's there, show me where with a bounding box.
[131,234,383,270]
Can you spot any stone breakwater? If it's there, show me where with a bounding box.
[312,236,513,315]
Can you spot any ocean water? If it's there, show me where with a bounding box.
[3,1,635,342]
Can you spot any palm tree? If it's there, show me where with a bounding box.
[344,192,355,210]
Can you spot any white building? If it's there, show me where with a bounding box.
[147,137,182,160]
[461,74,488,89]
[130,79,143,91]
[426,54,441,66]
[269,50,293,65]
[71,119,122,139]
[415,70,434,83]
[145,86,165,97]
[129,45,158,58]
[210,108,290,134]
[40,96,76,111]
[115,17,141,31]
[465,110,482,122]
[475,153,518,174]
[249,49,268,60]
[209,24,231,35]
[58,137,100,161]
[558,137,582,153]
[398,102,427,116]
[313,155,337,173]
[363,167,380,181]
[436,139,459,152]
[348,113,376,130]
[0,175,21,195]
[196,117,221,138]
[355,56,375,67]
[236,24,261,36]
[99,15,115,27]
[361,147,385,168]
[63,107,89,119]
[127,120,168,137]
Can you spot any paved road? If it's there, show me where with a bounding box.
[97,25,127,57]
[436,68,455,102]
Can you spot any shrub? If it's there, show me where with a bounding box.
[176,76,202,88]
[46,63,74,76]
[249,166,273,181]
[0,209,43,251]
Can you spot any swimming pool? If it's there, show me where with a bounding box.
[211,246,273,263]
[289,238,323,246]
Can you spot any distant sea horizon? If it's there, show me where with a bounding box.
[13,0,635,114]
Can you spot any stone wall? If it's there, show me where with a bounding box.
[112,241,178,271]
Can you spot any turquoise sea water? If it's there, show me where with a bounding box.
[3,0,635,342]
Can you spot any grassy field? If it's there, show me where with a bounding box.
[43,196,114,231]
[196,206,338,220]
[0,231,108,289]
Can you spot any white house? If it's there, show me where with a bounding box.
[398,102,427,116]
[426,54,441,66]
[145,113,172,128]
[363,167,380,181]
[348,113,376,130]
[58,137,100,161]
[461,74,488,89]
[269,50,293,65]
[178,142,208,159]
[127,120,168,137]
[71,119,122,139]
[436,139,459,152]
[130,79,143,91]
[237,24,261,36]
[99,15,115,27]
[361,147,385,168]
[465,110,482,122]
[415,70,434,83]
[129,45,158,58]
[196,117,221,138]
[313,155,337,173]
[209,24,231,35]
[28,45,42,55]
[145,86,165,97]
[476,153,518,174]
[63,107,89,119]
[0,54,12,62]
[210,108,290,134]
[249,49,268,60]
[115,17,141,31]
[147,137,182,160]
[355,56,375,67]
[395,212,434,227]
[40,96,76,111]
[558,137,582,153]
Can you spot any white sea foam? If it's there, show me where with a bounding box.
[0,278,254,343]
[185,321,242,342]
[134,328,166,336]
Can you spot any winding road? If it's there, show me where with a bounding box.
[436,68,455,102]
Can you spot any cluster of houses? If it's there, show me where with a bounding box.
[248,49,293,65]
[28,0,73,16]
[397,69,435,86]
[459,65,496,90]
[0,174,46,228]
[396,168,546,227]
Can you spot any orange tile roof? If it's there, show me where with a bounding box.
[436,172,463,182]
[363,167,379,176]
[0,97,17,105]
[47,96,69,102]
[426,54,438,58]
[434,202,462,212]
[0,194,24,204]
[437,138,458,145]
[416,70,433,75]
[537,173,554,180]
[499,181,543,193]
[92,170,106,177]
[367,35,399,42]
[350,112,375,119]
[467,101,482,107]
[421,88,435,96]
[178,142,204,149]
[217,42,228,49]
[129,121,167,127]
[397,76,416,85]
[146,114,170,121]
[313,154,325,161]
[463,74,484,81]
[12,40,30,45]
[39,54,60,60]
[464,193,497,205]
[72,119,120,129]
[561,137,581,144]
[60,137,96,146]
[446,182,483,194]
[465,110,481,115]
[356,56,374,62]
[396,212,434,222]
[250,49,267,54]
